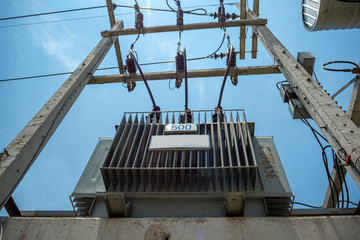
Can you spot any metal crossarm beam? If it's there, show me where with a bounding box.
[106,0,125,74]
[89,65,281,84]
[248,11,360,189]
[0,21,124,210]
[101,19,267,37]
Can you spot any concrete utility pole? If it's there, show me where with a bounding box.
[0,21,124,210]
[246,10,360,189]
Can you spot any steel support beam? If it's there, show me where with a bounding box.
[106,0,124,74]
[0,21,123,210]
[89,65,281,84]
[101,19,267,37]
[248,11,360,189]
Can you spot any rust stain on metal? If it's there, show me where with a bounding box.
[144,224,171,240]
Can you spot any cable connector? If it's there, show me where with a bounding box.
[148,106,161,123]
[212,106,224,123]
[126,81,136,92]
[180,109,192,123]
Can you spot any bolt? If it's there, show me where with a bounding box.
[4,148,9,156]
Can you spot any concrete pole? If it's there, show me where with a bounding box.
[0,21,124,210]
[248,11,360,189]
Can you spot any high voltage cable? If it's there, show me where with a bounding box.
[0,13,133,29]
[0,6,107,21]
[0,3,237,25]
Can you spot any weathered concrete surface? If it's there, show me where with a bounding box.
[1,216,360,240]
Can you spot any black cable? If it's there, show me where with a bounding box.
[217,44,234,108]
[322,145,338,208]
[168,79,176,90]
[191,33,226,61]
[0,5,107,21]
[334,151,344,208]
[130,30,141,50]
[340,162,350,208]
[129,49,157,108]
[166,0,176,12]
[300,118,328,142]
[338,200,359,207]
[183,46,189,110]
[313,71,320,83]
[322,61,359,72]
[293,202,322,209]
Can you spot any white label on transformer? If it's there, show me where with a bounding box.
[164,124,198,134]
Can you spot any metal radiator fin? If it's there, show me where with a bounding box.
[101,110,258,193]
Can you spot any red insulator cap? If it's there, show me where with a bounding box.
[346,154,352,165]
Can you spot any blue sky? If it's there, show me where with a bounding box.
[0,0,359,215]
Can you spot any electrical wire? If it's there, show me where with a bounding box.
[322,145,338,208]
[0,34,229,84]
[117,4,209,16]
[0,6,107,21]
[0,66,120,83]
[338,200,359,207]
[322,61,359,72]
[129,49,157,108]
[293,202,322,209]
[183,45,189,110]
[168,79,176,90]
[166,0,176,12]
[217,44,234,108]
[334,151,345,208]
[313,71,320,83]
[0,3,238,29]
[277,83,344,209]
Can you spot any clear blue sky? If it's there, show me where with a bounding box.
[0,0,359,215]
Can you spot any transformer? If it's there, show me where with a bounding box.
[71,110,293,218]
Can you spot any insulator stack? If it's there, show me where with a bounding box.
[177,9,184,28]
[176,52,185,72]
[126,55,137,75]
[226,48,236,67]
[218,5,226,23]
[135,12,144,29]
